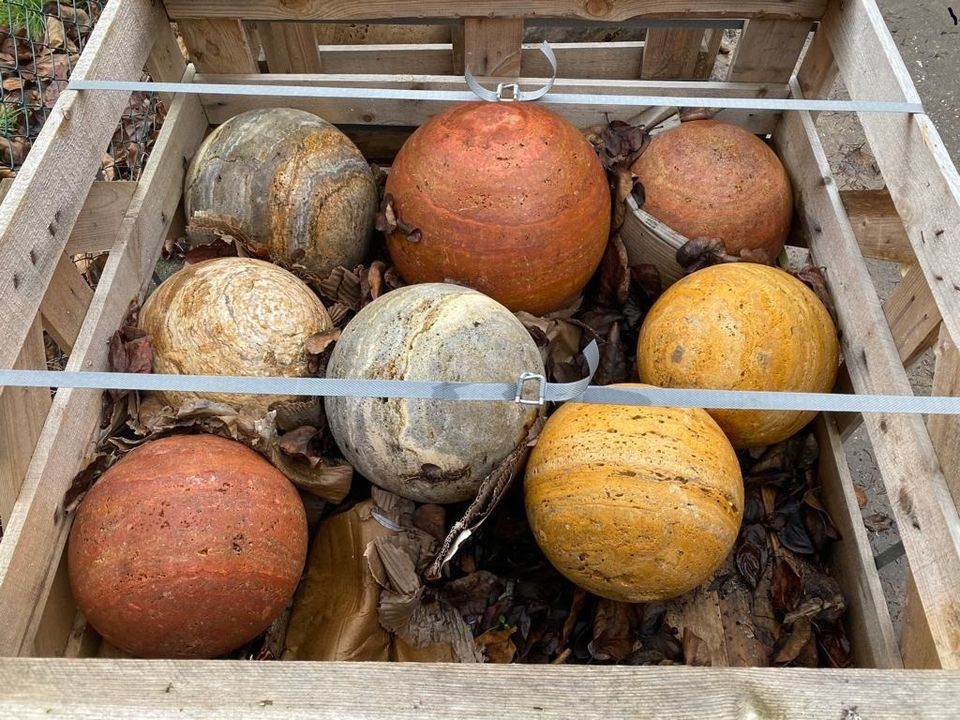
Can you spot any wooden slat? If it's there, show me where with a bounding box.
[821,0,960,371]
[177,19,259,73]
[815,415,902,668]
[40,254,93,354]
[796,19,839,100]
[0,318,49,529]
[198,74,787,135]
[640,28,704,79]
[0,0,169,375]
[4,660,960,717]
[883,264,942,366]
[163,1,830,22]
[693,28,724,80]
[903,325,960,667]
[257,22,324,73]
[841,189,915,263]
[0,45,209,658]
[462,17,523,77]
[774,85,960,669]
[728,19,811,83]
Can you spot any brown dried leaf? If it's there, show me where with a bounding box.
[62,452,115,515]
[305,329,341,356]
[476,627,517,664]
[679,107,722,123]
[597,235,630,307]
[413,504,447,542]
[272,398,325,433]
[588,598,635,662]
[277,426,321,467]
[818,624,853,668]
[681,628,712,666]
[790,265,837,324]
[770,559,802,614]
[864,512,893,533]
[443,571,504,618]
[676,236,739,272]
[184,238,237,265]
[319,266,363,311]
[124,336,153,375]
[735,523,768,589]
[853,484,868,509]
[773,618,813,665]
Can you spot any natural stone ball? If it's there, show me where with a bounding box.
[325,283,545,503]
[139,257,332,416]
[631,119,793,264]
[184,108,378,277]
[67,434,308,658]
[637,263,839,448]
[385,102,611,315]
[525,390,744,603]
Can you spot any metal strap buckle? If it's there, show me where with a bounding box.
[515,372,546,406]
[496,82,521,102]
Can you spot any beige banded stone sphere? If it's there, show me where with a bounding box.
[140,257,332,416]
[325,283,544,503]
[184,108,378,277]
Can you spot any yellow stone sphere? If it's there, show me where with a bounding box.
[524,391,744,603]
[637,263,839,448]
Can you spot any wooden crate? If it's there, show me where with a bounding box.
[2,0,960,715]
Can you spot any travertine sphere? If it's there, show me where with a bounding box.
[185,108,378,277]
[139,257,332,415]
[325,283,545,503]
[385,101,611,315]
[525,390,744,603]
[68,434,308,658]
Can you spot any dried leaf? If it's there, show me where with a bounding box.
[676,236,739,272]
[272,398,325,433]
[818,623,853,668]
[443,571,504,618]
[476,627,517,664]
[588,598,635,662]
[679,107,722,123]
[183,238,237,265]
[277,426,322,467]
[853,484,868,509]
[681,628,712,666]
[773,618,813,665]
[735,523,768,589]
[770,559,802,614]
[864,512,893,533]
[305,329,341,356]
[790,265,837,324]
[597,235,630,307]
[413,504,447,542]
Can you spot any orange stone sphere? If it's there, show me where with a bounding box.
[631,119,793,263]
[67,434,308,658]
[385,101,611,315]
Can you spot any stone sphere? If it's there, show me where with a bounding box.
[325,283,545,503]
[638,263,839,448]
[631,119,793,264]
[525,390,743,603]
[139,257,332,416]
[67,434,308,658]
[185,108,378,277]
[385,102,611,315]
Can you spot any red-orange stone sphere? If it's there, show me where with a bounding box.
[630,119,793,264]
[67,434,308,659]
[385,101,611,315]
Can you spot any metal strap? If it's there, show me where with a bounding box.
[465,41,557,102]
[4,341,960,414]
[68,78,925,115]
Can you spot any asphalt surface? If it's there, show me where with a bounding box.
[878,0,960,162]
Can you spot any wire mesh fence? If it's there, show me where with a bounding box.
[0,0,162,180]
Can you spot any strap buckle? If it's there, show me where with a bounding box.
[515,372,546,406]
[496,82,521,102]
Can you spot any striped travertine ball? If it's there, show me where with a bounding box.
[184,108,378,277]
[325,283,545,503]
[139,257,332,416]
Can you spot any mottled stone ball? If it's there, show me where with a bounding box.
[185,108,378,277]
[325,283,545,503]
[139,257,332,416]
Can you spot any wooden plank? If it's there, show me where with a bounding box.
[30,552,73,658]
[309,41,647,78]
[177,19,259,73]
[903,326,960,667]
[462,17,523,77]
[163,1,830,22]
[883,264,942,366]
[0,0,169,375]
[40,254,94,354]
[728,19,811,83]
[821,0,960,370]
[640,28,703,79]
[0,180,136,256]
[796,21,839,102]
[0,55,209,657]
[4,660,960,717]
[841,189,915,264]
[773,84,960,669]
[257,22,324,73]
[815,415,902,668]
[0,318,49,529]
[693,28,724,80]
[198,74,787,135]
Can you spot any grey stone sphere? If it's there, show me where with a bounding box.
[184,108,378,277]
[325,283,545,503]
